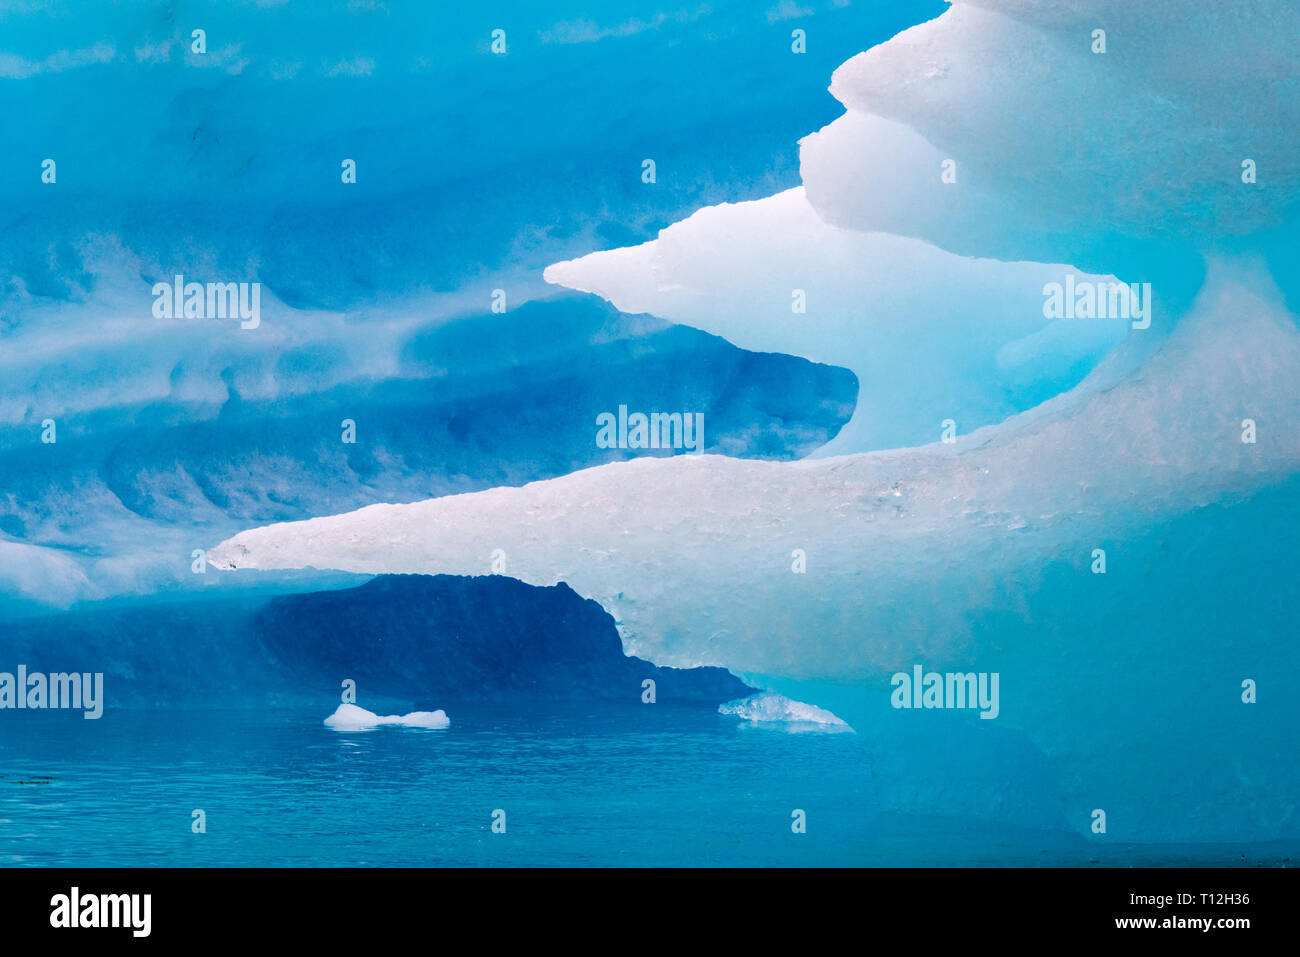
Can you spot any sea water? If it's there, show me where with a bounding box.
[2,707,1292,867]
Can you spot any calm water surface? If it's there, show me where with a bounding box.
[1,708,1291,867]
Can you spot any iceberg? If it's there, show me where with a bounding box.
[719,692,853,731]
[802,0,1299,277]
[0,297,851,609]
[324,703,449,731]
[206,0,1300,843]
[9,0,1293,861]
[1,0,909,611]
[545,186,1130,454]
[209,258,1300,680]
[209,260,1300,839]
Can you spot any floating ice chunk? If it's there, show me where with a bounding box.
[545,186,1129,453]
[324,703,449,730]
[719,692,853,731]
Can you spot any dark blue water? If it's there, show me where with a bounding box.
[3,707,1293,867]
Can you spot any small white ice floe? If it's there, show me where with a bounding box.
[324,703,450,730]
[719,692,853,732]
